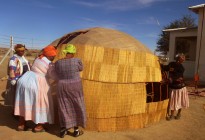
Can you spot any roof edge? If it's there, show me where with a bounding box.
[163,27,197,32]
[189,4,205,13]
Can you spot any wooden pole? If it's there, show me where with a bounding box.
[0,36,13,65]
[10,36,13,57]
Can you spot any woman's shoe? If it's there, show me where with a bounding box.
[17,125,32,131]
[60,128,68,138]
[33,125,46,133]
[17,125,25,131]
[73,130,84,137]
[33,128,45,133]
[166,115,174,121]
[175,114,181,120]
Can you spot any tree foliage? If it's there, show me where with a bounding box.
[155,15,197,55]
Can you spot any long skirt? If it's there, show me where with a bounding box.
[57,79,86,129]
[169,87,189,111]
[4,81,16,107]
[14,71,54,124]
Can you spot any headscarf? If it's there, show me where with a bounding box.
[63,44,76,54]
[14,44,26,52]
[39,45,57,58]
[175,53,185,61]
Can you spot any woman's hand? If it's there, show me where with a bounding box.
[10,80,16,85]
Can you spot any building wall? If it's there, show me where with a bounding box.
[167,29,197,79]
[195,8,205,82]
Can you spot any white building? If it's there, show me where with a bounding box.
[164,4,205,82]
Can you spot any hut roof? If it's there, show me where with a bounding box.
[50,27,152,54]
[50,27,161,83]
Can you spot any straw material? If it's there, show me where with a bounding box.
[51,27,152,52]
[55,44,162,83]
[50,27,166,131]
[85,99,169,131]
[83,80,146,118]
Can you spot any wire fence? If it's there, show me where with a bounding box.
[0,34,50,67]
[0,34,51,50]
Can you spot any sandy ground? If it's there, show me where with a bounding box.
[0,79,205,140]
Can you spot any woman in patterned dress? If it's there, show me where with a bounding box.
[6,44,30,107]
[54,44,86,138]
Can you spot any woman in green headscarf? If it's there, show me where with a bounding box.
[54,44,86,138]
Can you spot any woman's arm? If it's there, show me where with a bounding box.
[46,62,58,81]
[77,59,83,71]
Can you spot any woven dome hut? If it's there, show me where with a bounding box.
[50,27,169,131]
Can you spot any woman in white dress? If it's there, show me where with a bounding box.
[14,45,57,132]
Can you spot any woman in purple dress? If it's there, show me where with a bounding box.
[54,44,86,138]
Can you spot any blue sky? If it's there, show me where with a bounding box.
[0,0,204,51]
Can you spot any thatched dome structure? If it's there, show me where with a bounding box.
[50,27,168,131]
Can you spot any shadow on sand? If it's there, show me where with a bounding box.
[0,88,62,138]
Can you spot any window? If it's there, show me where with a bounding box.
[175,37,197,61]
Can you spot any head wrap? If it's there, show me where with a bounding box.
[14,44,26,52]
[63,44,76,54]
[42,45,57,57]
[175,53,185,61]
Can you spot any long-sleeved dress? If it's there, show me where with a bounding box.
[54,58,86,129]
[5,54,30,106]
[14,57,54,124]
[167,61,189,111]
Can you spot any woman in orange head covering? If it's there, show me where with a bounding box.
[39,45,57,60]
[14,45,57,132]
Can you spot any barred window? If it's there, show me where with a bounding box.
[175,37,197,61]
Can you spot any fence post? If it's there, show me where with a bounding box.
[0,35,13,65]
[10,36,13,57]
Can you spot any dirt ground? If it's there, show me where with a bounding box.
[0,79,205,140]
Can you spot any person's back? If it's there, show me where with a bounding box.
[14,45,57,132]
[31,57,50,76]
[55,58,83,80]
[54,44,86,138]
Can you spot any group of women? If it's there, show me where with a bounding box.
[7,44,86,138]
[7,43,190,137]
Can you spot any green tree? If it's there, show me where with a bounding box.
[155,15,197,55]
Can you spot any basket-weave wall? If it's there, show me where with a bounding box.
[56,44,161,83]
[86,100,168,131]
[51,27,167,131]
